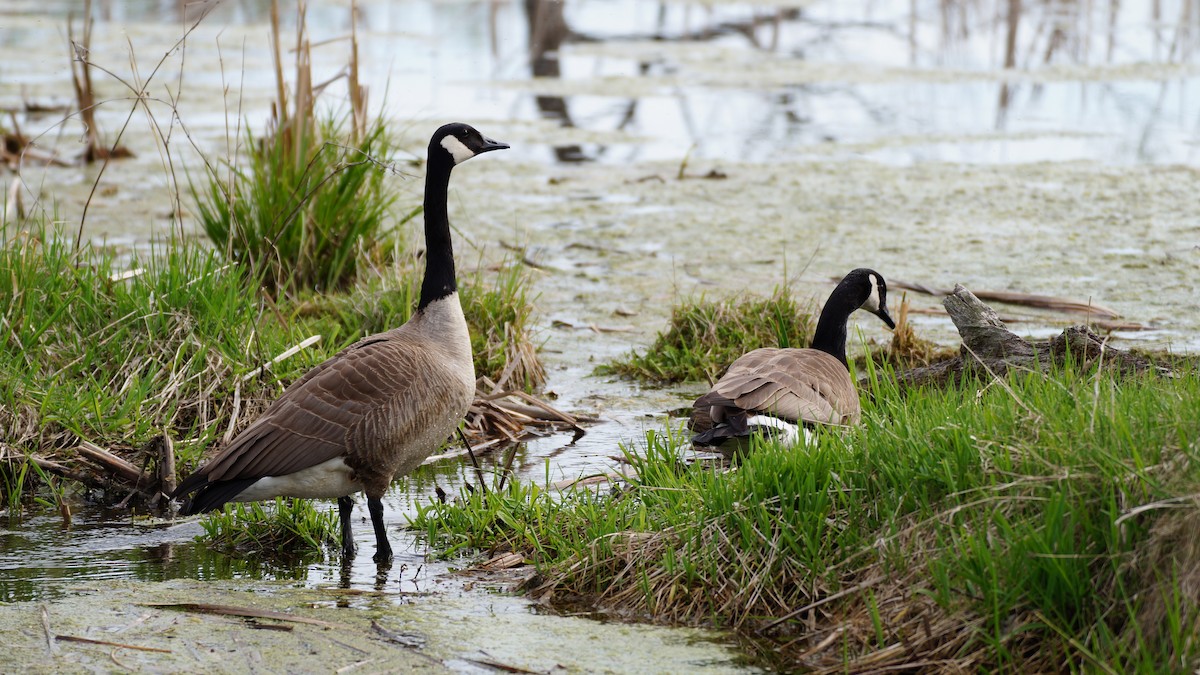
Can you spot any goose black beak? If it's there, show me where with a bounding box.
[876,307,896,330]
[477,136,510,154]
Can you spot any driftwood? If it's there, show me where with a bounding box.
[943,284,1035,364]
[888,279,1122,319]
[75,440,147,485]
[895,285,1163,389]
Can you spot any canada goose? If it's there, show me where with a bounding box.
[173,123,509,563]
[691,268,895,450]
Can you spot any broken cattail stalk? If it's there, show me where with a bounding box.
[55,635,172,654]
[11,453,95,488]
[108,268,146,283]
[158,433,176,498]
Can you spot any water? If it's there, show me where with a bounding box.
[1,0,1198,668]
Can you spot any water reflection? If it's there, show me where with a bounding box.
[0,439,553,603]
[1,0,1199,600]
[526,0,590,162]
[3,0,1195,172]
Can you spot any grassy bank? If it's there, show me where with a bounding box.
[414,362,1200,671]
[0,220,540,512]
[600,286,949,385]
[599,285,815,384]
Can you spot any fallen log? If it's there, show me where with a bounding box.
[893,285,1164,389]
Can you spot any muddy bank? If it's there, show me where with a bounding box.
[2,578,756,673]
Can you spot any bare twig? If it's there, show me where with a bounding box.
[40,604,58,654]
[157,433,176,498]
[140,602,343,628]
[73,1,216,248]
[55,635,172,654]
[76,440,147,485]
[458,428,489,495]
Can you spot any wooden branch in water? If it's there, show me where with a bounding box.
[141,602,343,628]
[886,278,1122,319]
[55,635,172,654]
[40,604,58,654]
[17,453,96,488]
[76,440,149,485]
[157,434,176,498]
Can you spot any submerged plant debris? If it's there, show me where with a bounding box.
[0,578,754,673]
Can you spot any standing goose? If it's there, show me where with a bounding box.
[173,123,509,563]
[691,268,895,450]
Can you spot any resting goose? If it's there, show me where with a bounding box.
[173,123,509,563]
[691,268,895,450]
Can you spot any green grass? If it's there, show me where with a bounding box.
[192,115,403,295]
[0,223,316,482]
[0,219,542,515]
[599,285,815,384]
[413,362,1200,671]
[200,497,339,556]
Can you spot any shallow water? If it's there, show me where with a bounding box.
[2,0,1199,668]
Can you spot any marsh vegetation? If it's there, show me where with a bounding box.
[1,0,1198,671]
[417,358,1200,671]
[0,218,544,512]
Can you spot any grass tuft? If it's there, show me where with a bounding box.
[200,497,338,556]
[0,220,311,489]
[600,285,815,384]
[191,0,400,296]
[192,116,401,295]
[414,364,1200,671]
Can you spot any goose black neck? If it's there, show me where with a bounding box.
[418,152,456,311]
[810,290,857,367]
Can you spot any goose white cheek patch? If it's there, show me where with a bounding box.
[862,274,881,312]
[440,135,475,164]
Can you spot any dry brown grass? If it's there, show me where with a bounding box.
[875,294,956,369]
[1124,496,1200,655]
[525,504,1004,671]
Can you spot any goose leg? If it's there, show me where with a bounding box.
[368,496,393,563]
[338,496,356,558]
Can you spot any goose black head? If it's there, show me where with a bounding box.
[845,268,896,330]
[431,122,510,166]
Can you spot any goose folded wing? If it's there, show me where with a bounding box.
[200,339,421,482]
[712,349,858,426]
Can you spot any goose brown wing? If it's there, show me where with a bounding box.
[198,334,428,483]
[710,348,859,426]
